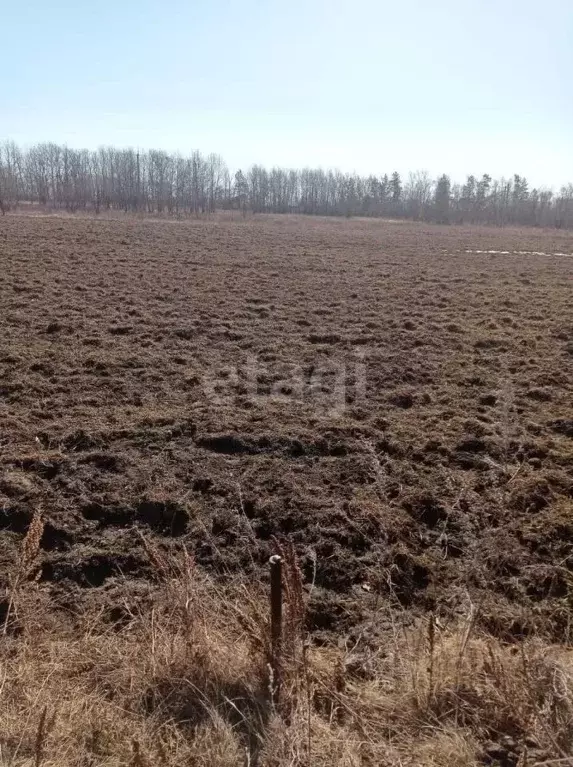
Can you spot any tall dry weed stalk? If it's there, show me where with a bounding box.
[3,508,44,634]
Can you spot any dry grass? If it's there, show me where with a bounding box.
[2,526,573,766]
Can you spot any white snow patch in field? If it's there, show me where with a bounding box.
[464,249,572,257]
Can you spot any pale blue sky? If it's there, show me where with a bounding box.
[1,0,572,187]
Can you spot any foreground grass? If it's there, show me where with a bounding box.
[2,523,573,767]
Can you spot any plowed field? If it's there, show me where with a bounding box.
[1,214,572,640]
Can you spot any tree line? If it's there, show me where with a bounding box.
[1,140,572,228]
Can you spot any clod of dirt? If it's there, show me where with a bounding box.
[518,499,573,559]
[386,549,431,605]
[548,418,573,438]
[520,442,548,461]
[196,432,311,457]
[481,737,521,767]
[20,457,62,480]
[80,500,134,527]
[403,493,448,528]
[479,393,498,406]
[313,437,349,456]
[192,477,213,493]
[61,429,104,451]
[509,474,570,514]
[453,437,488,468]
[376,437,404,458]
[136,499,189,536]
[307,333,341,344]
[174,327,194,340]
[525,387,552,401]
[306,588,363,634]
[389,391,415,409]
[0,471,36,497]
[0,505,32,533]
[197,433,253,455]
[78,452,124,472]
[29,361,55,376]
[41,552,149,588]
[524,565,568,600]
[474,337,507,349]
[41,522,73,552]
[462,419,491,438]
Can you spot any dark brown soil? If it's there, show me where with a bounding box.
[1,213,572,640]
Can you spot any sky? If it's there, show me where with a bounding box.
[1,0,572,188]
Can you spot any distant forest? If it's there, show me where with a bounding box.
[1,140,572,228]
